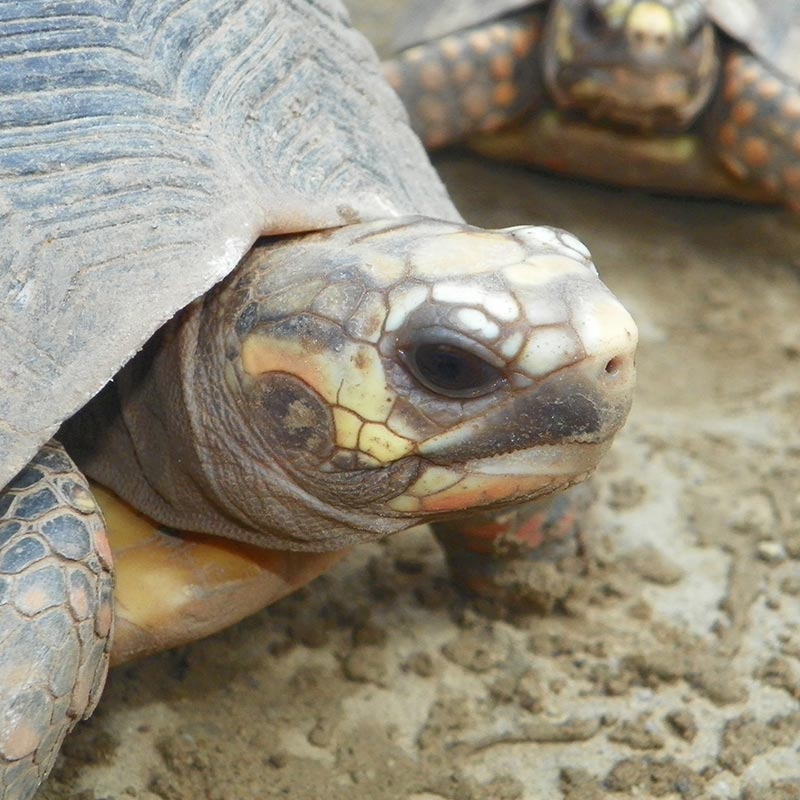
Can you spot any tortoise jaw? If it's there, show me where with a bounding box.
[415,350,635,467]
[385,442,607,517]
[461,440,613,477]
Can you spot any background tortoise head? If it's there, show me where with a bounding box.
[541,0,720,131]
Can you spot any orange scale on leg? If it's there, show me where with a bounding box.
[740,61,762,85]
[453,59,475,84]
[493,81,519,108]
[757,77,783,101]
[511,27,538,59]
[723,77,743,103]
[416,94,449,126]
[732,99,757,127]
[419,60,447,92]
[489,23,511,44]
[782,95,800,120]
[440,36,463,60]
[742,136,771,168]
[463,84,492,121]
[468,30,494,56]
[718,122,739,149]
[490,52,515,81]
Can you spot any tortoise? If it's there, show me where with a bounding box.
[384,0,800,210]
[0,1,637,797]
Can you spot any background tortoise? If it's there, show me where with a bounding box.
[384,0,800,210]
[0,1,637,797]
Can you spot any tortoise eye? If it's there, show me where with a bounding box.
[406,342,504,398]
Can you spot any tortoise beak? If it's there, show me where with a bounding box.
[418,348,635,467]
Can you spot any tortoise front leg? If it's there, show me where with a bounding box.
[432,484,593,613]
[384,11,547,148]
[0,442,113,800]
[101,486,347,666]
[712,50,800,212]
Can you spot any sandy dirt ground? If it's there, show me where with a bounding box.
[38,4,800,800]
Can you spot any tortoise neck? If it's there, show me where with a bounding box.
[64,295,411,553]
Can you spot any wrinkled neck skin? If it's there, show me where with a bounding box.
[66,217,637,553]
[67,305,416,553]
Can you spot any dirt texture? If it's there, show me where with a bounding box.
[37,3,800,799]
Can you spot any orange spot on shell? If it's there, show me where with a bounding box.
[742,137,771,168]
[732,99,757,127]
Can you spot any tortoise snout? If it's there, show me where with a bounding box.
[577,294,638,410]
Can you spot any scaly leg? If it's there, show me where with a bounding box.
[712,49,800,212]
[0,442,113,800]
[384,12,546,148]
[432,483,593,612]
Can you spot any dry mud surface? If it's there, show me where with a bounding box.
[39,8,800,800]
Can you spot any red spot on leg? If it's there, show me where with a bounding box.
[732,99,757,126]
[742,137,771,168]
[757,77,782,100]
[718,123,738,149]
[783,95,800,119]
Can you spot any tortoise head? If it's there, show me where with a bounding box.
[542,0,719,131]
[183,217,636,550]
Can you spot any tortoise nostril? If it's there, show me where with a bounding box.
[604,356,623,375]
